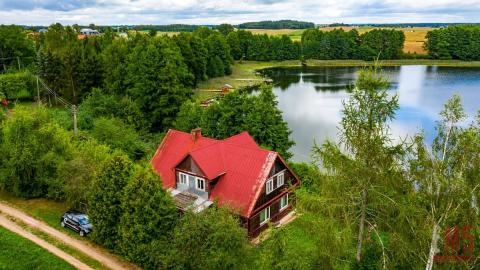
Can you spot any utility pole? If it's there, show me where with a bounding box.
[36,76,41,106]
[72,105,78,135]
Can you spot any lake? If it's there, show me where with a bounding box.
[261,66,480,161]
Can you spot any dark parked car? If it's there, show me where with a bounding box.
[60,211,92,237]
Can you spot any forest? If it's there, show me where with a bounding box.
[425,25,480,60]
[0,23,480,269]
[238,20,315,29]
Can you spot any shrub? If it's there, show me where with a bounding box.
[0,72,35,100]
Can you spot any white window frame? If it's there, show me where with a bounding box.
[196,177,205,191]
[279,194,289,210]
[259,206,270,225]
[277,171,285,187]
[178,172,188,185]
[266,179,274,194]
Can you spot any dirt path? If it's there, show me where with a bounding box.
[0,202,137,270]
[0,215,93,270]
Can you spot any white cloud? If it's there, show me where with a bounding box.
[0,0,479,25]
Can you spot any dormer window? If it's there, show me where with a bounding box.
[196,178,205,191]
[179,172,188,185]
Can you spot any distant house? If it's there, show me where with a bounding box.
[151,129,300,237]
[79,28,99,35]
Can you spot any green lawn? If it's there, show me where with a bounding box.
[0,226,74,270]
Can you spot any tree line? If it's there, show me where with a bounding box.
[238,20,315,29]
[425,25,480,60]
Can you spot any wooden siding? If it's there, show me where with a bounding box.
[253,159,298,210]
[177,156,206,177]
[248,192,296,237]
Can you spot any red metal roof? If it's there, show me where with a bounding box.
[150,129,277,217]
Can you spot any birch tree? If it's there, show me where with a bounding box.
[408,96,479,270]
[311,66,407,267]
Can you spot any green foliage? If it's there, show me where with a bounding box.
[216,23,235,36]
[0,72,35,100]
[0,25,35,70]
[167,207,251,270]
[0,106,72,199]
[173,33,208,86]
[301,28,404,60]
[358,29,405,60]
[238,20,315,29]
[79,88,145,131]
[227,30,300,61]
[126,36,193,131]
[311,66,407,266]
[100,38,130,95]
[175,85,294,159]
[59,139,112,209]
[302,28,359,60]
[118,164,178,269]
[205,32,233,77]
[288,162,322,191]
[425,25,480,60]
[88,153,132,250]
[91,117,146,159]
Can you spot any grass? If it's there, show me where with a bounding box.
[5,215,109,270]
[0,226,75,270]
[0,191,129,269]
[0,191,69,231]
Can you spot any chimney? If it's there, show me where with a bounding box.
[191,128,202,142]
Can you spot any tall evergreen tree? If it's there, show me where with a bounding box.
[88,153,132,250]
[126,36,193,131]
[119,164,178,269]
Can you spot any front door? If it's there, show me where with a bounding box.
[188,175,195,191]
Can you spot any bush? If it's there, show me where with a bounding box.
[0,106,73,198]
[91,117,146,160]
[0,72,35,100]
[167,207,251,270]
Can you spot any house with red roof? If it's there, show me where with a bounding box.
[151,128,300,236]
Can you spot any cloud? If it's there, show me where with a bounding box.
[0,0,100,11]
[0,0,478,25]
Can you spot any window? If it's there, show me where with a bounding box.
[178,172,187,185]
[266,179,274,194]
[280,194,289,210]
[196,177,205,191]
[277,172,285,187]
[259,206,270,225]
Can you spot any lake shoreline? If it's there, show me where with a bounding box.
[196,60,480,99]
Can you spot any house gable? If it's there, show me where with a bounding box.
[252,156,300,212]
[176,155,206,178]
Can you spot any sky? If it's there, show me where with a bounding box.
[0,0,479,25]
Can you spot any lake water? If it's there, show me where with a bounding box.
[262,66,480,161]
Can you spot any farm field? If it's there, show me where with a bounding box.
[0,226,74,270]
[245,27,432,54]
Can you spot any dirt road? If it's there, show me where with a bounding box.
[0,202,137,270]
[0,215,93,270]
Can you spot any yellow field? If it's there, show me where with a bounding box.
[246,27,432,54]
